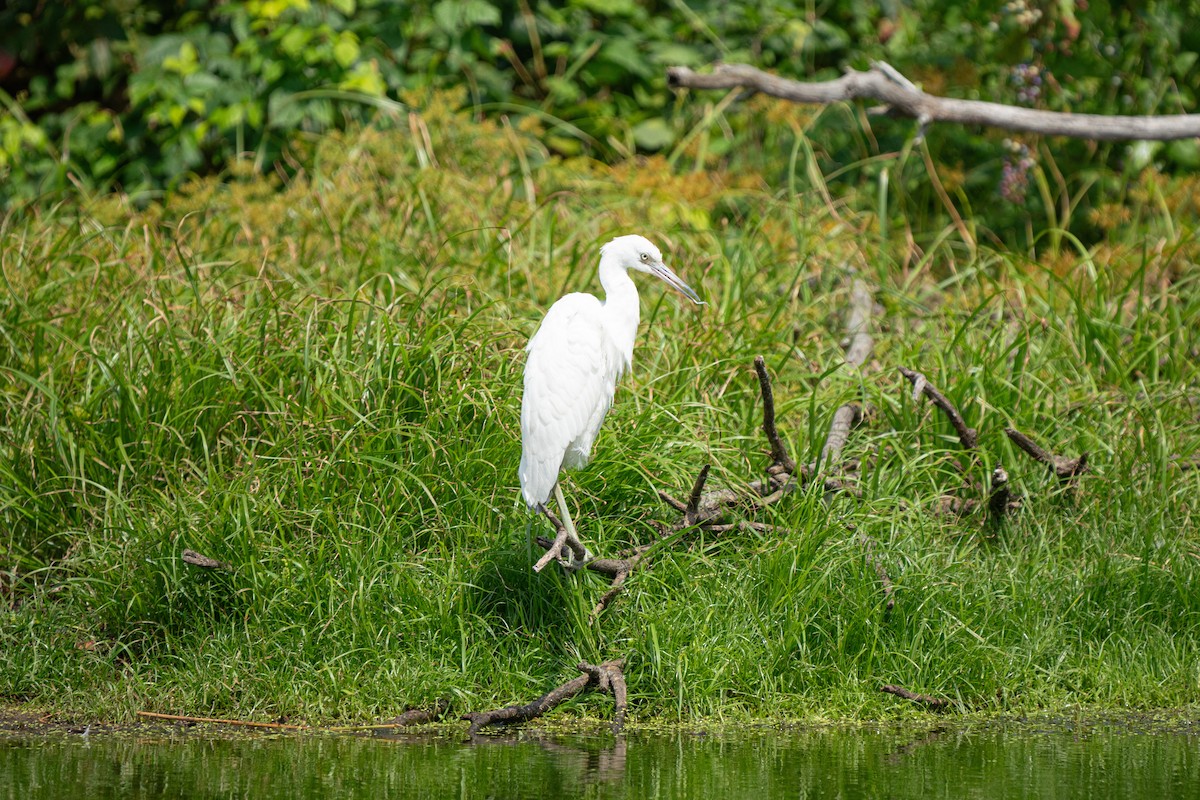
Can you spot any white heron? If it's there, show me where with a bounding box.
[519,234,704,571]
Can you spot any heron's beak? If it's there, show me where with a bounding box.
[652,263,705,305]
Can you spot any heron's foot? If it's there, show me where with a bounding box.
[562,546,593,573]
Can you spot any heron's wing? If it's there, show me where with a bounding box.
[519,293,619,507]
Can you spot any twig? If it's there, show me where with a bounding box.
[535,522,571,573]
[462,659,627,736]
[1004,428,1088,482]
[684,464,712,523]
[880,684,954,711]
[755,355,796,476]
[667,63,1200,141]
[899,367,978,449]
[820,403,863,470]
[585,358,802,618]
[591,571,628,620]
[533,533,646,619]
[704,521,779,534]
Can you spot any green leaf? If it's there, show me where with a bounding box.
[433,0,500,33]
[598,38,652,78]
[280,26,310,56]
[571,0,638,16]
[544,76,583,104]
[649,43,704,67]
[632,118,674,151]
[1166,139,1200,169]
[333,34,360,68]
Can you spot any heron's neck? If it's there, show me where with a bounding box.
[598,256,639,364]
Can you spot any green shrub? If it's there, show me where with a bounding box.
[1,1,1198,243]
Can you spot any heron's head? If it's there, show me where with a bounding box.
[600,234,704,305]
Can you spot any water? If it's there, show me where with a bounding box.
[2,722,1198,799]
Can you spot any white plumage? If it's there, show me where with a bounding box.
[519,234,702,570]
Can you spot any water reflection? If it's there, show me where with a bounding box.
[1,721,1197,799]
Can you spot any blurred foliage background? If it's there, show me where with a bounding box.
[1,0,1199,243]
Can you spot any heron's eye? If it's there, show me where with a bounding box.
[639,253,649,262]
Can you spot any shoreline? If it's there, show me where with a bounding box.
[4,702,1198,740]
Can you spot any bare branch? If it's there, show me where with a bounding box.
[899,367,978,449]
[754,355,796,474]
[1005,427,1088,482]
[843,277,875,368]
[814,273,877,496]
[462,660,627,735]
[591,570,628,620]
[685,464,712,522]
[667,63,1200,141]
[462,674,588,736]
[608,663,628,733]
[704,520,779,534]
[533,523,572,573]
[820,403,864,470]
[656,489,688,513]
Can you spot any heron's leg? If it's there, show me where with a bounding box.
[553,483,593,570]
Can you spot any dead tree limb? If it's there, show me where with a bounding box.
[531,505,592,573]
[608,662,628,733]
[820,403,864,470]
[880,684,954,712]
[1004,428,1088,483]
[667,63,1200,141]
[755,355,796,477]
[462,659,627,736]
[899,367,978,449]
[819,275,875,479]
[684,464,712,523]
[575,358,801,618]
[533,532,648,619]
[843,276,875,369]
[533,511,573,573]
[591,571,628,619]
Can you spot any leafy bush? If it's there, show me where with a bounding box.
[1,0,1198,242]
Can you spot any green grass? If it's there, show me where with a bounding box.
[1,113,1198,725]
